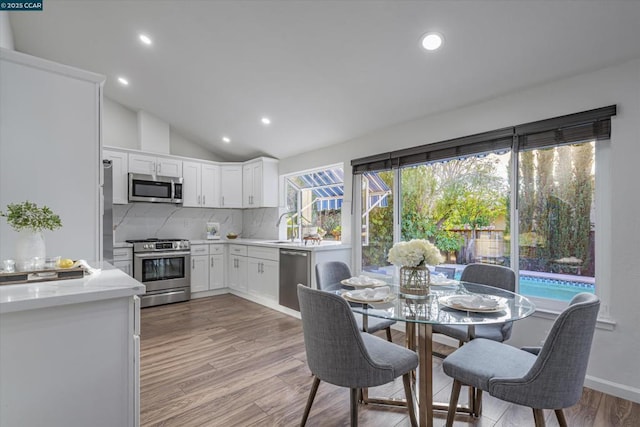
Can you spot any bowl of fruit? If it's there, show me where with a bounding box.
[226,232,239,240]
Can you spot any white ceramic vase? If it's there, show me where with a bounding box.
[15,230,46,266]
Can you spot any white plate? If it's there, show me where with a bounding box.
[340,277,387,288]
[430,277,459,286]
[342,290,396,304]
[439,294,507,313]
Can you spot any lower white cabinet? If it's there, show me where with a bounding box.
[247,246,279,302]
[0,287,141,427]
[228,244,248,292]
[191,244,225,293]
[209,253,225,290]
[191,254,210,293]
[113,247,133,276]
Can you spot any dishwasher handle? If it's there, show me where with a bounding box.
[280,250,308,257]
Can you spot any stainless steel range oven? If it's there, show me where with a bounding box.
[127,238,191,308]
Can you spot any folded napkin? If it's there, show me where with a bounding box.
[72,260,101,275]
[352,286,390,301]
[348,275,376,285]
[448,294,498,309]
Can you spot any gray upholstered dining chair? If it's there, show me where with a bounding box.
[432,263,516,414]
[315,261,396,342]
[297,284,419,427]
[442,293,600,427]
[433,263,517,344]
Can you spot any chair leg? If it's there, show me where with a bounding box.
[555,409,568,427]
[386,327,393,342]
[350,388,358,426]
[300,376,320,427]
[402,373,418,427]
[446,379,462,427]
[532,408,546,427]
[473,388,482,418]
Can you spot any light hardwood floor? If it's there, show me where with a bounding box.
[140,295,639,426]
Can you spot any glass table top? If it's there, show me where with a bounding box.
[343,281,536,325]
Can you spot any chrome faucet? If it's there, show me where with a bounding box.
[276,211,295,227]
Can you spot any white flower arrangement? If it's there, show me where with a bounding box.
[387,239,443,267]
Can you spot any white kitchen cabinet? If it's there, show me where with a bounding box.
[0,268,142,427]
[113,247,133,276]
[209,252,225,290]
[129,153,182,177]
[201,163,221,208]
[247,246,279,301]
[190,244,210,293]
[104,149,129,205]
[243,158,279,208]
[183,161,220,208]
[220,164,243,208]
[227,244,248,292]
[0,48,103,262]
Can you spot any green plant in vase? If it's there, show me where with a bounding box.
[1,201,62,268]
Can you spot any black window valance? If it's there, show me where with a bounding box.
[351,105,616,174]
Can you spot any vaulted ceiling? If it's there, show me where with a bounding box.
[9,1,640,161]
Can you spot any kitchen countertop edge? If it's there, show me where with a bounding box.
[189,238,351,252]
[0,263,145,314]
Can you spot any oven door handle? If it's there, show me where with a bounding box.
[134,251,191,259]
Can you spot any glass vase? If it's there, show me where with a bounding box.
[15,230,46,270]
[400,265,431,298]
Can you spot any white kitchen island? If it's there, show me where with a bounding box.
[0,264,145,427]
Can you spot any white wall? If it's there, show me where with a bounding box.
[170,130,225,161]
[0,12,13,50]
[103,98,138,149]
[103,97,224,160]
[279,58,640,402]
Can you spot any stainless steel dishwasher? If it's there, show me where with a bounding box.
[279,249,311,311]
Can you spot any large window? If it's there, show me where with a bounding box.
[283,165,343,241]
[354,106,614,308]
[517,142,595,301]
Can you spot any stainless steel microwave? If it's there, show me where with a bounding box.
[128,173,183,204]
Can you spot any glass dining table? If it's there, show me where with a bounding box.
[342,280,536,427]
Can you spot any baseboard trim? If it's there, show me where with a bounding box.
[584,375,640,403]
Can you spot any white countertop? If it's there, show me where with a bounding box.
[190,238,351,252]
[0,262,145,314]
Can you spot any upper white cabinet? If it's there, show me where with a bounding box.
[201,164,221,208]
[104,149,128,204]
[220,165,243,208]
[128,153,182,178]
[183,161,220,208]
[243,158,279,208]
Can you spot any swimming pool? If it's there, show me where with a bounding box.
[365,265,595,302]
[450,272,595,301]
[518,275,595,301]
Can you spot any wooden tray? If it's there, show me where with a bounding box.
[0,267,85,285]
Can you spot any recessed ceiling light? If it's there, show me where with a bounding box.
[117,76,129,86]
[138,33,152,45]
[261,117,271,125]
[222,136,231,143]
[421,32,444,51]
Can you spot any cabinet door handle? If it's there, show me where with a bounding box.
[192,259,195,269]
[158,163,161,174]
[203,195,206,205]
[211,257,214,267]
[222,196,225,206]
[198,195,201,205]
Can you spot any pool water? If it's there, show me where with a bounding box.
[452,272,595,302]
[518,275,594,301]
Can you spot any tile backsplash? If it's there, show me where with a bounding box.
[113,203,279,242]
